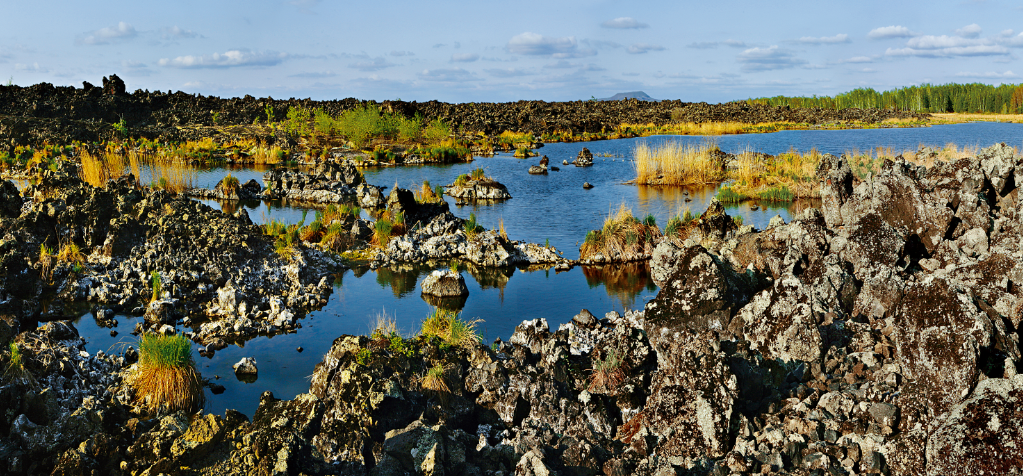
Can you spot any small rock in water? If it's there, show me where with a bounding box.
[297,347,304,353]
[582,182,594,189]
[550,166,560,171]
[751,204,759,211]
[209,383,226,395]
[109,330,118,337]
[562,159,569,165]
[685,197,692,202]
[233,357,258,375]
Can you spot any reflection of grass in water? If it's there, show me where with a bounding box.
[582,262,656,309]
[374,266,431,298]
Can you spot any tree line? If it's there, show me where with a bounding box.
[744,83,1023,114]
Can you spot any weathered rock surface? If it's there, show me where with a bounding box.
[573,147,594,167]
[420,269,469,297]
[445,177,512,202]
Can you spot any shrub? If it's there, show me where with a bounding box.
[470,167,485,181]
[453,174,469,188]
[128,333,205,414]
[422,118,450,144]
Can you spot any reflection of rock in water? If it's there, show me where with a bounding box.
[464,263,515,302]
[421,293,468,311]
[374,264,434,298]
[582,262,657,309]
[464,263,515,290]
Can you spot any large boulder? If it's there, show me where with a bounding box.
[926,375,1023,475]
[892,276,995,417]
[0,180,22,218]
[420,269,469,297]
[644,245,757,338]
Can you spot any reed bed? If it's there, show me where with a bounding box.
[78,149,195,192]
[634,141,727,186]
[722,147,821,201]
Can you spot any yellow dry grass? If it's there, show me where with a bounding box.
[580,203,661,260]
[931,112,1023,124]
[727,147,821,199]
[634,141,727,185]
[78,149,194,192]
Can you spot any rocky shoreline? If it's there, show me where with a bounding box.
[0,76,928,147]
[0,143,1020,474]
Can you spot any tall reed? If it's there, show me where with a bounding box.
[633,141,727,185]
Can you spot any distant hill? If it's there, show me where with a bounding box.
[599,91,657,101]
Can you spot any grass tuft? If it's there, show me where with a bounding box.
[421,308,482,349]
[589,348,627,393]
[128,333,205,415]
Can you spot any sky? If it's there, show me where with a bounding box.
[1,0,1022,103]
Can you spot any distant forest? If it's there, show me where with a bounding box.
[744,83,1023,114]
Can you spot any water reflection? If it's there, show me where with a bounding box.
[582,262,658,310]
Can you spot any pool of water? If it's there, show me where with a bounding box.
[70,122,1023,417]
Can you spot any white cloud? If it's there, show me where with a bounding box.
[736,46,806,72]
[158,49,289,68]
[77,21,138,45]
[844,56,874,63]
[955,70,1017,78]
[289,71,338,78]
[484,68,534,78]
[868,25,914,39]
[627,43,665,54]
[161,26,202,40]
[907,35,987,49]
[451,53,479,63]
[390,50,415,57]
[419,68,478,82]
[506,32,594,58]
[601,17,648,29]
[798,34,849,44]
[886,45,1007,57]
[349,57,396,72]
[955,24,982,39]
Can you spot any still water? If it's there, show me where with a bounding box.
[74,122,1023,416]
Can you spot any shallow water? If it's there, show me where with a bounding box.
[71,122,1023,417]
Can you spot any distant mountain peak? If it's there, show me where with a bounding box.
[598,91,657,101]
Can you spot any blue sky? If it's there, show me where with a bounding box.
[2,0,1021,103]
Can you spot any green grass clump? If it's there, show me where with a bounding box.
[4,342,36,387]
[128,333,205,414]
[421,363,450,393]
[151,271,162,301]
[464,213,482,240]
[374,217,394,247]
[453,174,469,188]
[470,167,486,181]
[756,185,794,202]
[715,186,747,203]
[420,308,482,350]
[580,203,662,261]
